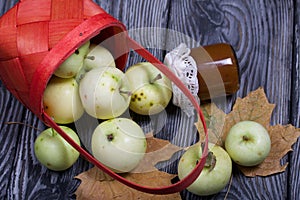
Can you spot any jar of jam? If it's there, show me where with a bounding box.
[191,43,240,100]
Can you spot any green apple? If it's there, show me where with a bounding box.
[84,44,116,71]
[34,126,80,171]
[43,76,84,124]
[225,120,271,166]
[91,118,147,173]
[125,62,172,115]
[79,67,132,119]
[178,143,232,196]
[54,41,90,78]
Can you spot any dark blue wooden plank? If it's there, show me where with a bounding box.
[288,0,300,199]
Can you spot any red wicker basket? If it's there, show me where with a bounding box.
[0,0,208,194]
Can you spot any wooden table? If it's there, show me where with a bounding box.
[0,0,299,199]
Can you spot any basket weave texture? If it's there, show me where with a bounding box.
[0,0,127,119]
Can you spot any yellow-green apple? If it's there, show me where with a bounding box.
[84,44,116,71]
[34,126,80,171]
[54,41,90,78]
[79,67,132,119]
[225,120,271,166]
[125,62,172,115]
[43,76,84,124]
[91,118,147,173]
[178,143,232,196]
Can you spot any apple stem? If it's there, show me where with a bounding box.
[150,74,162,84]
[86,55,95,60]
[107,134,114,142]
[119,90,132,96]
[51,128,57,137]
[201,143,216,171]
[205,152,216,172]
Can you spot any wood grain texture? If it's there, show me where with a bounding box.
[0,0,299,199]
[288,0,300,200]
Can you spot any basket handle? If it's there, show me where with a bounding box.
[42,36,208,195]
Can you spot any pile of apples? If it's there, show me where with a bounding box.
[34,40,173,173]
[34,41,272,197]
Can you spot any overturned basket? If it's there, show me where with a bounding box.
[0,0,208,194]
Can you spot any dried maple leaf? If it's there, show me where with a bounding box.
[196,103,226,146]
[132,133,183,173]
[221,87,275,143]
[196,87,300,177]
[75,133,182,199]
[75,167,181,200]
[239,125,300,177]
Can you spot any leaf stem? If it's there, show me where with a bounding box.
[4,121,42,131]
